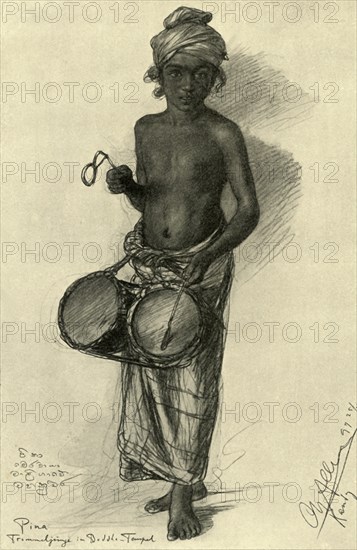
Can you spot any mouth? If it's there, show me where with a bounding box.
[179,95,195,104]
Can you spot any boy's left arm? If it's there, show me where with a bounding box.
[186,121,260,284]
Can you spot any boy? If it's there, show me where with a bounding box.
[106,6,259,541]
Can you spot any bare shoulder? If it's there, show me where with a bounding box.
[134,113,165,137]
[205,109,245,146]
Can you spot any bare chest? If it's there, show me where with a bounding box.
[140,126,223,185]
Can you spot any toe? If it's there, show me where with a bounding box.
[193,523,201,537]
[187,521,197,538]
[144,501,158,513]
[167,525,178,541]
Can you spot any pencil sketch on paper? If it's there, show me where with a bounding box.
[57,5,304,541]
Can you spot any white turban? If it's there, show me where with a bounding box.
[150,6,228,69]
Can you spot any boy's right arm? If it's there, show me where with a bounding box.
[106,119,146,212]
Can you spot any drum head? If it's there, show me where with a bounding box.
[128,287,203,362]
[58,272,128,351]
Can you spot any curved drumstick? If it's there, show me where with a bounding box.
[160,275,189,351]
[81,150,117,186]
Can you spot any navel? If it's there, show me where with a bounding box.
[163,228,171,239]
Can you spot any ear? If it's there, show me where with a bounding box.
[154,68,166,99]
[208,67,219,91]
[211,67,226,94]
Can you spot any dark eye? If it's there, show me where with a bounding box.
[195,70,209,80]
[169,70,181,78]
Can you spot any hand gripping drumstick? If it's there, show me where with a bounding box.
[160,271,190,351]
[81,150,117,186]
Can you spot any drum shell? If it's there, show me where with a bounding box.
[58,271,138,353]
[127,284,205,366]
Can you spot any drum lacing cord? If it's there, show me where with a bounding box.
[104,256,131,276]
[81,150,117,187]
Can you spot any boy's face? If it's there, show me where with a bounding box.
[161,52,216,112]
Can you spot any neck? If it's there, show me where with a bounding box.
[166,101,206,125]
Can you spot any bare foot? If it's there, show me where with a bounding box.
[145,481,207,514]
[167,484,201,541]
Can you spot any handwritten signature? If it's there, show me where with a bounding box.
[6,517,70,548]
[299,426,357,535]
[86,532,155,544]
[7,518,156,547]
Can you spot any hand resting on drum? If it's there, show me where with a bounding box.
[106,165,133,194]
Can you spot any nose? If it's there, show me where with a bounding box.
[181,73,194,91]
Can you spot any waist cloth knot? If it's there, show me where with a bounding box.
[117,218,234,485]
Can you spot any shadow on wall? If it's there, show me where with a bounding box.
[208,47,313,285]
